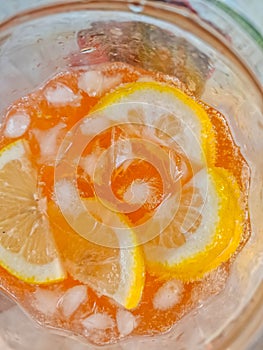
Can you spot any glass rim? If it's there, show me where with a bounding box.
[0,0,262,43]
[209,0,263,49]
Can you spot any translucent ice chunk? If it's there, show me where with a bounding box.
[123,180,148,205]
[82,313,114,330]
[153,279,183,311]
[44,83,81,106]
[54,179,84,217]
[33,289,60,316]
[4,113,30,138]
[32,122,66,163]
[59,285,87,318]
[80,115,111,135]
[111,137,134,169]
[116,309,137,336]
[78,71,122,97]
[80,154,99,177]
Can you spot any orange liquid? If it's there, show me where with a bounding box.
[0,62,250,345]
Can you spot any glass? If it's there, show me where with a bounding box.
[0,1,262,349]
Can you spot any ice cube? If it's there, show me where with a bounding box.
[80,115,111,135]
[58,285,87,318]
[78,71,103,97]
[54,179,84,217]
[78,71,122,97]
[44,83,81,106]
[123,180,148,205]
[4,112,30,138]
[32,122,66,163]
[80,154,99,177]
[112,138,134,168]
[82,313,114,330]
[153,279,183,311]
[33,288,60,316]
[116,309,137,336]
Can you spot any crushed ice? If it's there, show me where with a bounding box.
[82,313,114,330]
[44,83,81,106]
[78,71,122,97]
[32,122,66,163]
[116,309,137,336]
[80,115,111,135]
[153,279,183,310]
[111,138,134,169]
[123,180,148,205]
[33,289,61,316]
[80,154,99,177]
[4,112,30,138]
[59,285,87,318]
[54,179,84,217]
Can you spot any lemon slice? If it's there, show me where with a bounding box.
[0,140,65,284]
[49,195,145,309]
[89,81,215,167]
[143,167,244,281]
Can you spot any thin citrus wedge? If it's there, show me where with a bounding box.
[49,195,145,310]
[0,139,65,284]
[90,81,216,167]
[143,167,244,281]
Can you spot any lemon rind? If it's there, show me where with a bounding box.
[115,234,145,310]
[91,81,216,166]
[0,139,27,170]
[0,139,66,284]
[0,245,65,284]
[144,167,244,281]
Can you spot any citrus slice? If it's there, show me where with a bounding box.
[143,167,244,281]
[90,81,215,167]
[48,196,145,309]
[0,139,65,284]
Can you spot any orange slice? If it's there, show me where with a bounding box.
[143,167,244,281]
[75,81,215,226]
[0,139,65,284]
[90,81,216,167]
[49,195,145,310]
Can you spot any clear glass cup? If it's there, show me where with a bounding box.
[0,1,262,349]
